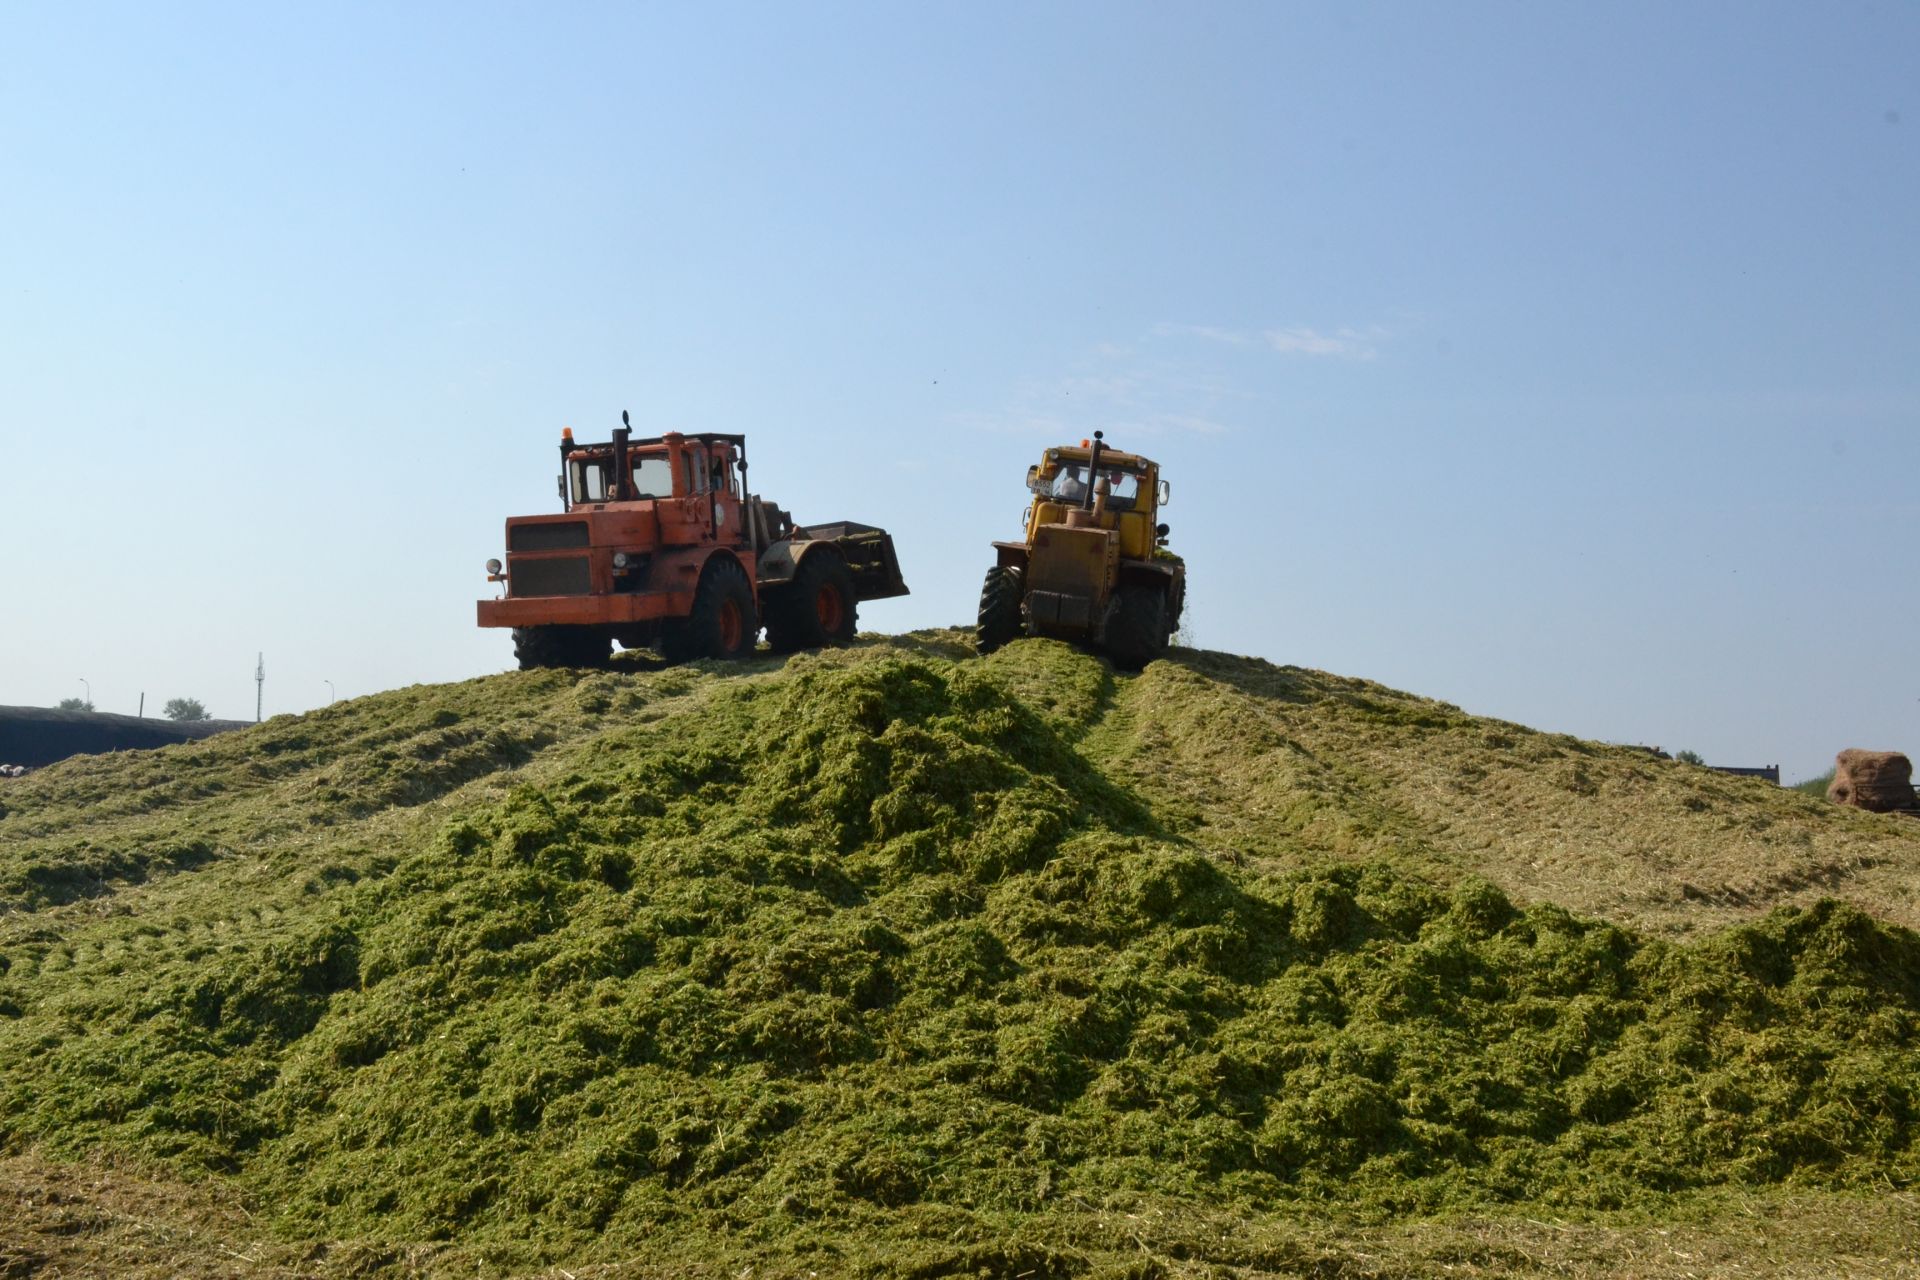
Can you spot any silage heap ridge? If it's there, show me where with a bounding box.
[0,635,1917,1273]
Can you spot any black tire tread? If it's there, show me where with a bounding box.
[976,566,1024,654]
[765,552,858,654]
[1103,584,1168,671]
[512,626,608,670]
[660,557,758,663]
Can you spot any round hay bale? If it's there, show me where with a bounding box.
[1829,749,1918,813]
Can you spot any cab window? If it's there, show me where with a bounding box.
[1098,470,1142,509]
[631,454,673,498]
[570,459,609,503]
[1049,465,1090,502]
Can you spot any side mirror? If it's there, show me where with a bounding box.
[1156,479,1171,507]
[1156,523,1169,539]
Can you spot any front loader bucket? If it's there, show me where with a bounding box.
[802,521,911,602]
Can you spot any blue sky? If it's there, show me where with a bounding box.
[2,1,1914,782]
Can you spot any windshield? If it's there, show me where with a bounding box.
[568,452,677,503]
[1048,464,1088,502]
[1041,462,1143,509]
[631,455,672,498]
[1096,469,1141,509]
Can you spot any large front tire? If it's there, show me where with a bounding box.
[1102,584,1168,671]
[976,566,1024,654]
[513,625,610,670]
[765,552,858,653]
[660,557,759,663]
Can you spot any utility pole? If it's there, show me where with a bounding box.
[255,653,265,724]
[138,692,145,719]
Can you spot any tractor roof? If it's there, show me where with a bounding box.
[566,431,747,452]
[634,432,746,449]
[1047,442,1155,470]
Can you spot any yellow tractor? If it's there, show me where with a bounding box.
[977,431,1185,670]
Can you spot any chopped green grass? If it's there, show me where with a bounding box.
[1,633,1917,1276]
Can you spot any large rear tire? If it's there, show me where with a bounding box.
[976,566,1024,654]
[513,626,609,670]
[660,557,759,663]
[765,552,858,653]
[1102,584,1168,672]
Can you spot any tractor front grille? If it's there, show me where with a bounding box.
[510,555,591,597]
[510,521,590,551]
[1029,525,1113,596]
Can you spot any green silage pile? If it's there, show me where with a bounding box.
[1,643,1917,1273]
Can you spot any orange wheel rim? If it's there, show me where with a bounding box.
[718,600,743,651]
[816,585,844,632]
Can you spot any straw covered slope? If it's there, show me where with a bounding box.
[1,632,1917,1278]
[1082,648,1920,938]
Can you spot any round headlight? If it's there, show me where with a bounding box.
[486,558,502,575]
[613,552,629,568]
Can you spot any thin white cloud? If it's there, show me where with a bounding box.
[1057,373,1144,400]
[963,324,1351,441]
[1157,413,1230,436]
[1153,322,1253,347]
[1160,321,1391,360]
[948,408,1078,438]
[951,406,1227,438]
[1261,325,1386,359]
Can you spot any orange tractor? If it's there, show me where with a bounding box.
[976,431,1184,670]
[478,415,908,667]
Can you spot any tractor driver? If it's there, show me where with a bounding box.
[1051,464,1089,503]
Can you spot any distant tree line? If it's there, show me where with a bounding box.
[51,696,210,721]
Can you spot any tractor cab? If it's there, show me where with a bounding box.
[561,430,745,510]
[1022,440,1171,562]
[527,426,759,556]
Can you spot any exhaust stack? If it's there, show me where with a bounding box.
[612,410,633,501]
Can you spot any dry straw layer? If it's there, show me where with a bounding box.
[0,632,1917,1277]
